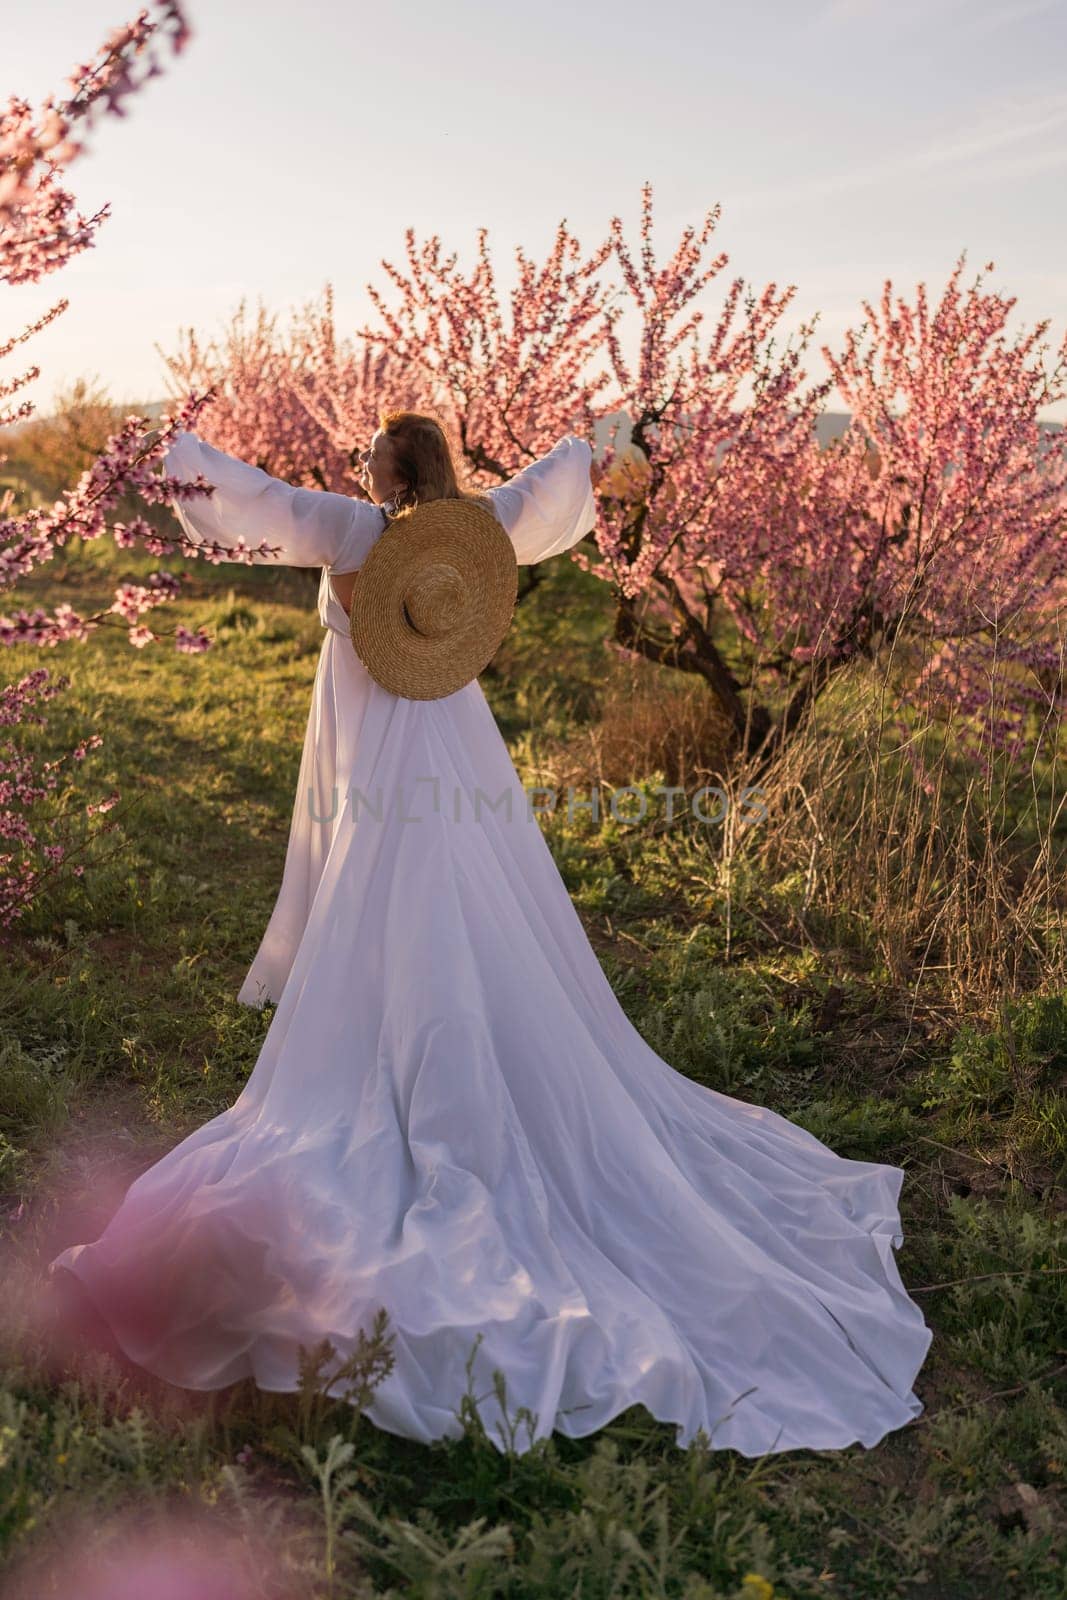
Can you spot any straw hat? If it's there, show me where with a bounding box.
[348,496,519,700]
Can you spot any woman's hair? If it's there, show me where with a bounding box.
[377,409,492,521]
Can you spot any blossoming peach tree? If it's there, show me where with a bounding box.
[0,2,295,934]
[575,187,1067,773]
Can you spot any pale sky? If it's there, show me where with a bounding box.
[7,0,1067,423]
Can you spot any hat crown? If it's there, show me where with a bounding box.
[403,561,465,639]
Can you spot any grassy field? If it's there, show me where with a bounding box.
[0,531,1064,1598]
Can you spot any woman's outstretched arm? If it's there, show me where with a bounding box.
[160,430,384,573]
[482,435,597,565]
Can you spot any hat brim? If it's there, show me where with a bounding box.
[349,499,519,701]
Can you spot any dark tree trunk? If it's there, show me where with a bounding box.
[613,596,774,760]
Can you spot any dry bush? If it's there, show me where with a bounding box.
[711,639,1067,1012]
[536,619,1067,1014]
[539,648,737,794]
[0,377,127,511]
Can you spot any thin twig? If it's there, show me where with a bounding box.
[742,907,809,952]
[915,1135,996,1168]
[834,1500,912,1560]
[912,1359,1067,1425]
[911,1265,1067,1294]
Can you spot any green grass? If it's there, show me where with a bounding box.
[0,541,1063,1598]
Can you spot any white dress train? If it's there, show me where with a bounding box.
[49,431,933,1456]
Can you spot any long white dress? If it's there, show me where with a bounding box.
[49,431,934,1457]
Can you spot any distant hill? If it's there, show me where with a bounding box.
[590,409,1064,458]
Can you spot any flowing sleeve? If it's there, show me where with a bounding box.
[160,430,384,572]
[483,434,596,565]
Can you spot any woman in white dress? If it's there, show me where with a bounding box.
[49,414,933,1457]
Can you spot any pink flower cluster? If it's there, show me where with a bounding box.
[0,3,190,287]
